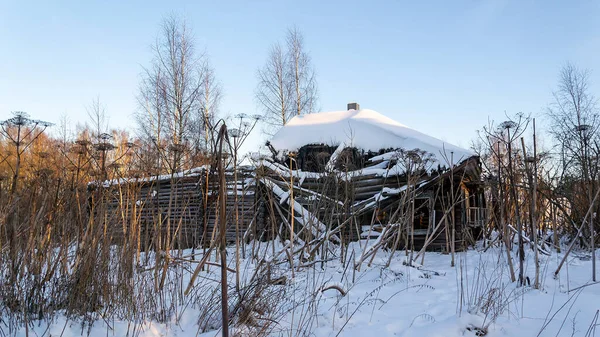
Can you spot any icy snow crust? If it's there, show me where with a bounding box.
[270,109,474,165]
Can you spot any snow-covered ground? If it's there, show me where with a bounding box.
[5,240,600,337]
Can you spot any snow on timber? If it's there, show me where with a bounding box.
[270,109,474,165]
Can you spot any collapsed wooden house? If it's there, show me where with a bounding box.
[257,103,486,251]
[95,104,486,252]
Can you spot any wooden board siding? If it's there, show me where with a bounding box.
[93,155,485,252]
[96,167,265,249]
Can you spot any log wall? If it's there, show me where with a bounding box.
[96,167,264,249]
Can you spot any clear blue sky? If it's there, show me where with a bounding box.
[1,0,599,150]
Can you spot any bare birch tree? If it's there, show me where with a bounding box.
[136,60,167,173]
[256,27,318,134]
[256,42,292,133]
[286,27,318,117]
[548,63,599,187]
[86,97,109,141]
[195,62,222,156]
[136,15,217,174]
[547,62,600,280]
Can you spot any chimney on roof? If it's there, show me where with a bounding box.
[347,102,360,111]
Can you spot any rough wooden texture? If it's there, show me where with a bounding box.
[94,154,485,252]
[257,155,485,251]
[96,167,265,249]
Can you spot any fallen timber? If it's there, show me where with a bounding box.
[91,149,486,252]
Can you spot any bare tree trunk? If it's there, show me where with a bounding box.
[499,150,517,283]
[507,128,525,286]
[521,136,539,288]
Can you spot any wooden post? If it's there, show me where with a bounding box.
[289,153,296,277]
[233,137,241,292]
[532,119,540,287]
[217,124,229,337]
[450,152,455,267]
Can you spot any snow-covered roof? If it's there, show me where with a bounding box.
[269,108,474,165]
